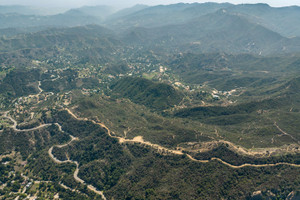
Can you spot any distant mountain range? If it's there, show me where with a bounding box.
[122,10,298,55]
[1,3,300,55]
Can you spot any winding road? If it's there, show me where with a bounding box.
[0,112,107,200]
[47,126,107,200]
[1,111,52,132]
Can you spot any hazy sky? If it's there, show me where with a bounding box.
[0,0,300,8]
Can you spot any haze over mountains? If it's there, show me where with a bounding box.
[1,3,300,55]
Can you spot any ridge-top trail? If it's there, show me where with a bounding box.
[1,109,300,169]
[65,108,300,169]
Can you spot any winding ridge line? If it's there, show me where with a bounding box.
[65,108,300,169]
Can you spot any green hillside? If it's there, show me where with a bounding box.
[0,69,40,98]
[110,77,184,110]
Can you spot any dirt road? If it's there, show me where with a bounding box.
[65,108,300,169]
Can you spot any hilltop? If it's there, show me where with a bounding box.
[110,77,184,110]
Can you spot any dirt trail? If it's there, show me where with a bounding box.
[274,122,299,144]
[187,154,300,168]
[181,139,300,157]
[65,108,300,168]
[211,157,300,168]
[121,136,184,155]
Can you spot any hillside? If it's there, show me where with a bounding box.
[71,5,116,21]
[106,3,232,30]
[0,10,99,30]
[106,4,149,22]
[0,25,123,66]
[225,3,300,37]
[110,77,184,110]
[0,25,116,51]
[0,5,43,15]
[106,3,300,38]
[0,69,40,98]
[166,53,300,91]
